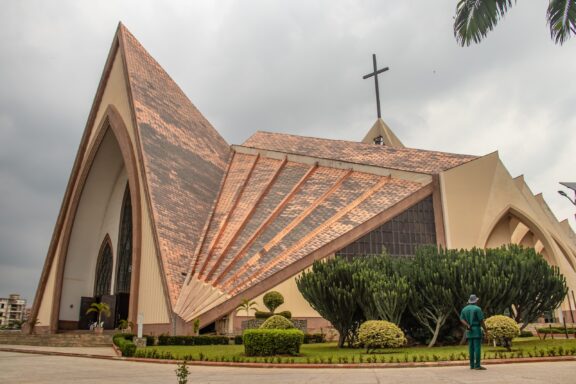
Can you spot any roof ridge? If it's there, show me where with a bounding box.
[246,130,476,158]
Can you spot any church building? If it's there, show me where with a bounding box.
[29,24,576,335]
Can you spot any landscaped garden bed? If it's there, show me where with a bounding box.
[131,337,576,364]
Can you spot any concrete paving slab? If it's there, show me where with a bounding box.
[0,344,117,356]
[0,351,575,384]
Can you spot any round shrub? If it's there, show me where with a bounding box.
[260,315,294,329]
[263,291,284,313]
[276,310,292,319]
[485,315,520,351]
[358,320,406,353]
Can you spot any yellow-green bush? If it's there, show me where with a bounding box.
[485,315,520,351]
[260,315,294,329]
[358,320,406,353]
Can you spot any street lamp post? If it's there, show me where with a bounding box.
[558,182,576,221]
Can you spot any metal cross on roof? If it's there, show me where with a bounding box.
[363,54,389,119]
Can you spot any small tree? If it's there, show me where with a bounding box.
[192,318,200,335]
[236,298,258,318]
[263,291,284,314]
[407,247,456,347]
[506,246,568,328]
[175,360,190,384]
[296,257,364,347]
[118,319,133,333]
[86,302,111,329]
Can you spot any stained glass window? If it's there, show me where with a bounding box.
[336,196,436,259]
[94,238,113,297]
[115,185,132,294]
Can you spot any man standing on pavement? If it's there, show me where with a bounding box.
[460,294,488,370]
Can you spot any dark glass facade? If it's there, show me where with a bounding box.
[94,239,112,297]
[336,196,436,258]
[115,186,132,294]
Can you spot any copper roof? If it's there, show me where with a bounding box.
[243,131,477,174]
[174,151,426,321]
[118,25,231,306]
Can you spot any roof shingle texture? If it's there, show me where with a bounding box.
[243,131,477,174]
[119,26,231,306]
[175,152,425,321]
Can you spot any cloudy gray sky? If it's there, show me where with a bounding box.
[1,1,575,303]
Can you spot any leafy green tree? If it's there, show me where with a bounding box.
[263,291,284,314]
[296,257,364,347]
[407,247,457,347]
[506,245,568,328]
[450,247,519,317]
[454,0,576,46]
[353,256,411,324]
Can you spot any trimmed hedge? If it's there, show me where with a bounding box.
[157,335,229,346]
[113,334,136,357]
[116,333,156,346]
[519,330,534,337]
[234,335,243,345]
[255,310,292,319]
[243,329,304,356]
[303,333,326,344]
[537,327,576,334]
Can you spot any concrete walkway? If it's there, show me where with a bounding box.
[1,350,575,384]
[0,344,117,356]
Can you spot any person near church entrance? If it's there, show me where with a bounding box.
[460,294,488,370]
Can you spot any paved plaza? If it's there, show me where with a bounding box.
[1,350,575,384]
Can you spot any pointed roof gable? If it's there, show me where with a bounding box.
[362,118,405,148]
[117,24,232,305]
[243,131,477,175]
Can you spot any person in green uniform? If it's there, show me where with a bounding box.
[460,294,488,370]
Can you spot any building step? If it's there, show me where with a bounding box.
[0,331,113,347]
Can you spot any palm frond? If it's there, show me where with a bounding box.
[547,0,576,44]
[454,0,516,46]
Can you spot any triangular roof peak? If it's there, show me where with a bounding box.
[361,118,404,148]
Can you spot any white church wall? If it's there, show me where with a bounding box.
[36,243,60,326]
[93,167,127,292]
[86,51,135,152]
[59,130,124,321]
[137,201,170,324]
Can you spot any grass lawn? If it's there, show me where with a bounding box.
[137,337,576,363]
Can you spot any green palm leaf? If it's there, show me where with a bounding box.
[547,0,576,44]
[454,0,515,46]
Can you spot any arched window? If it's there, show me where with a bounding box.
[115,185,132,294]
[94,236,113,297]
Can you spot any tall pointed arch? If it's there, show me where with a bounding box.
[31,105,143,333]
[115,184,133,294]
[94,235,113,297]
[481,204,559,266]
